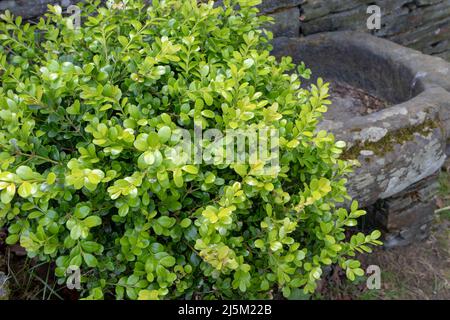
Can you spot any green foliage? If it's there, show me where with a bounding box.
[0,0,381,300]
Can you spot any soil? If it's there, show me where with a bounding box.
[325,81,390,122]
[316,216,449,300]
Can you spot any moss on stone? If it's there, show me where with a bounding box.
[350,127,362,133]
[342,120,438,160]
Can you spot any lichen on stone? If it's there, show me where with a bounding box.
[342,120,438,160]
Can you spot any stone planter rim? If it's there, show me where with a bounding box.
[273,31,450,91]
[272,31,450,141]
[271,31,449,207]
[318,86,450,144]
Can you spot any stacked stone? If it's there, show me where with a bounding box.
[367,173,440,247]
[259,0,450,61]
[301,0,450,61]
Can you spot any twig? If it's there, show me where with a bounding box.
[435,206,450,214]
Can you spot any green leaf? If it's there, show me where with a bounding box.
[118,35,128,47]
[195,98,204,109]
[70,254,83,267]
[87,170,104,184]
[75,205,91,219]
[282,286,291,298]
[83,253,98,267]
[127,274,139,286]
[46,172,57,185]
[345,219,357,227]
[290,278,303,288]
[16,166,36,180]
[157,216,175,228]
[138,290,159,300]
[173,169,184,188]
[204,173,216,184]
[1,185,15,204]
[346,268,355,281]
[160,256,176,267]
[5,234,19,245]
[83,216,102,228]
[254,239,265,249]
[147,132,160,148]
[18,181,33,198]
[118,204,129,217]
[134,133,149,151]
[182,165,198,175]
[202,206,218,223]
[370,230,382,240]
[260,279,270,291]
[351,200,358,212]
[203,92,213,106]
[270,241,282,252]
[243,58,254,69]
[70,225,82,240]
[81,241,102,253]
[201,110,215,119]
[354,268,365,277]
[67,100,80,115]
[180,218,192,228]
[161,113,172,124]
[158,126,172,143]
[233,164,247,176]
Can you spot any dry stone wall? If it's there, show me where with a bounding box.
[261,0,450,61]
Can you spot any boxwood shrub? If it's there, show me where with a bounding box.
[0,0,381,300]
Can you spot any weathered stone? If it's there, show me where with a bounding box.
[272,32,450,246]
[437,50,450,62]
[365,173,439,247]
[0,0,81,20]
[214,0,304,14]
[0,271,9,300]
[301,0,371,22]
[257,0,304,14]
[273,31,450,121]
[266,7,300,38]
[294,0,450,62]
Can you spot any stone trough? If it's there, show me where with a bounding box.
[272,31,450,247]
